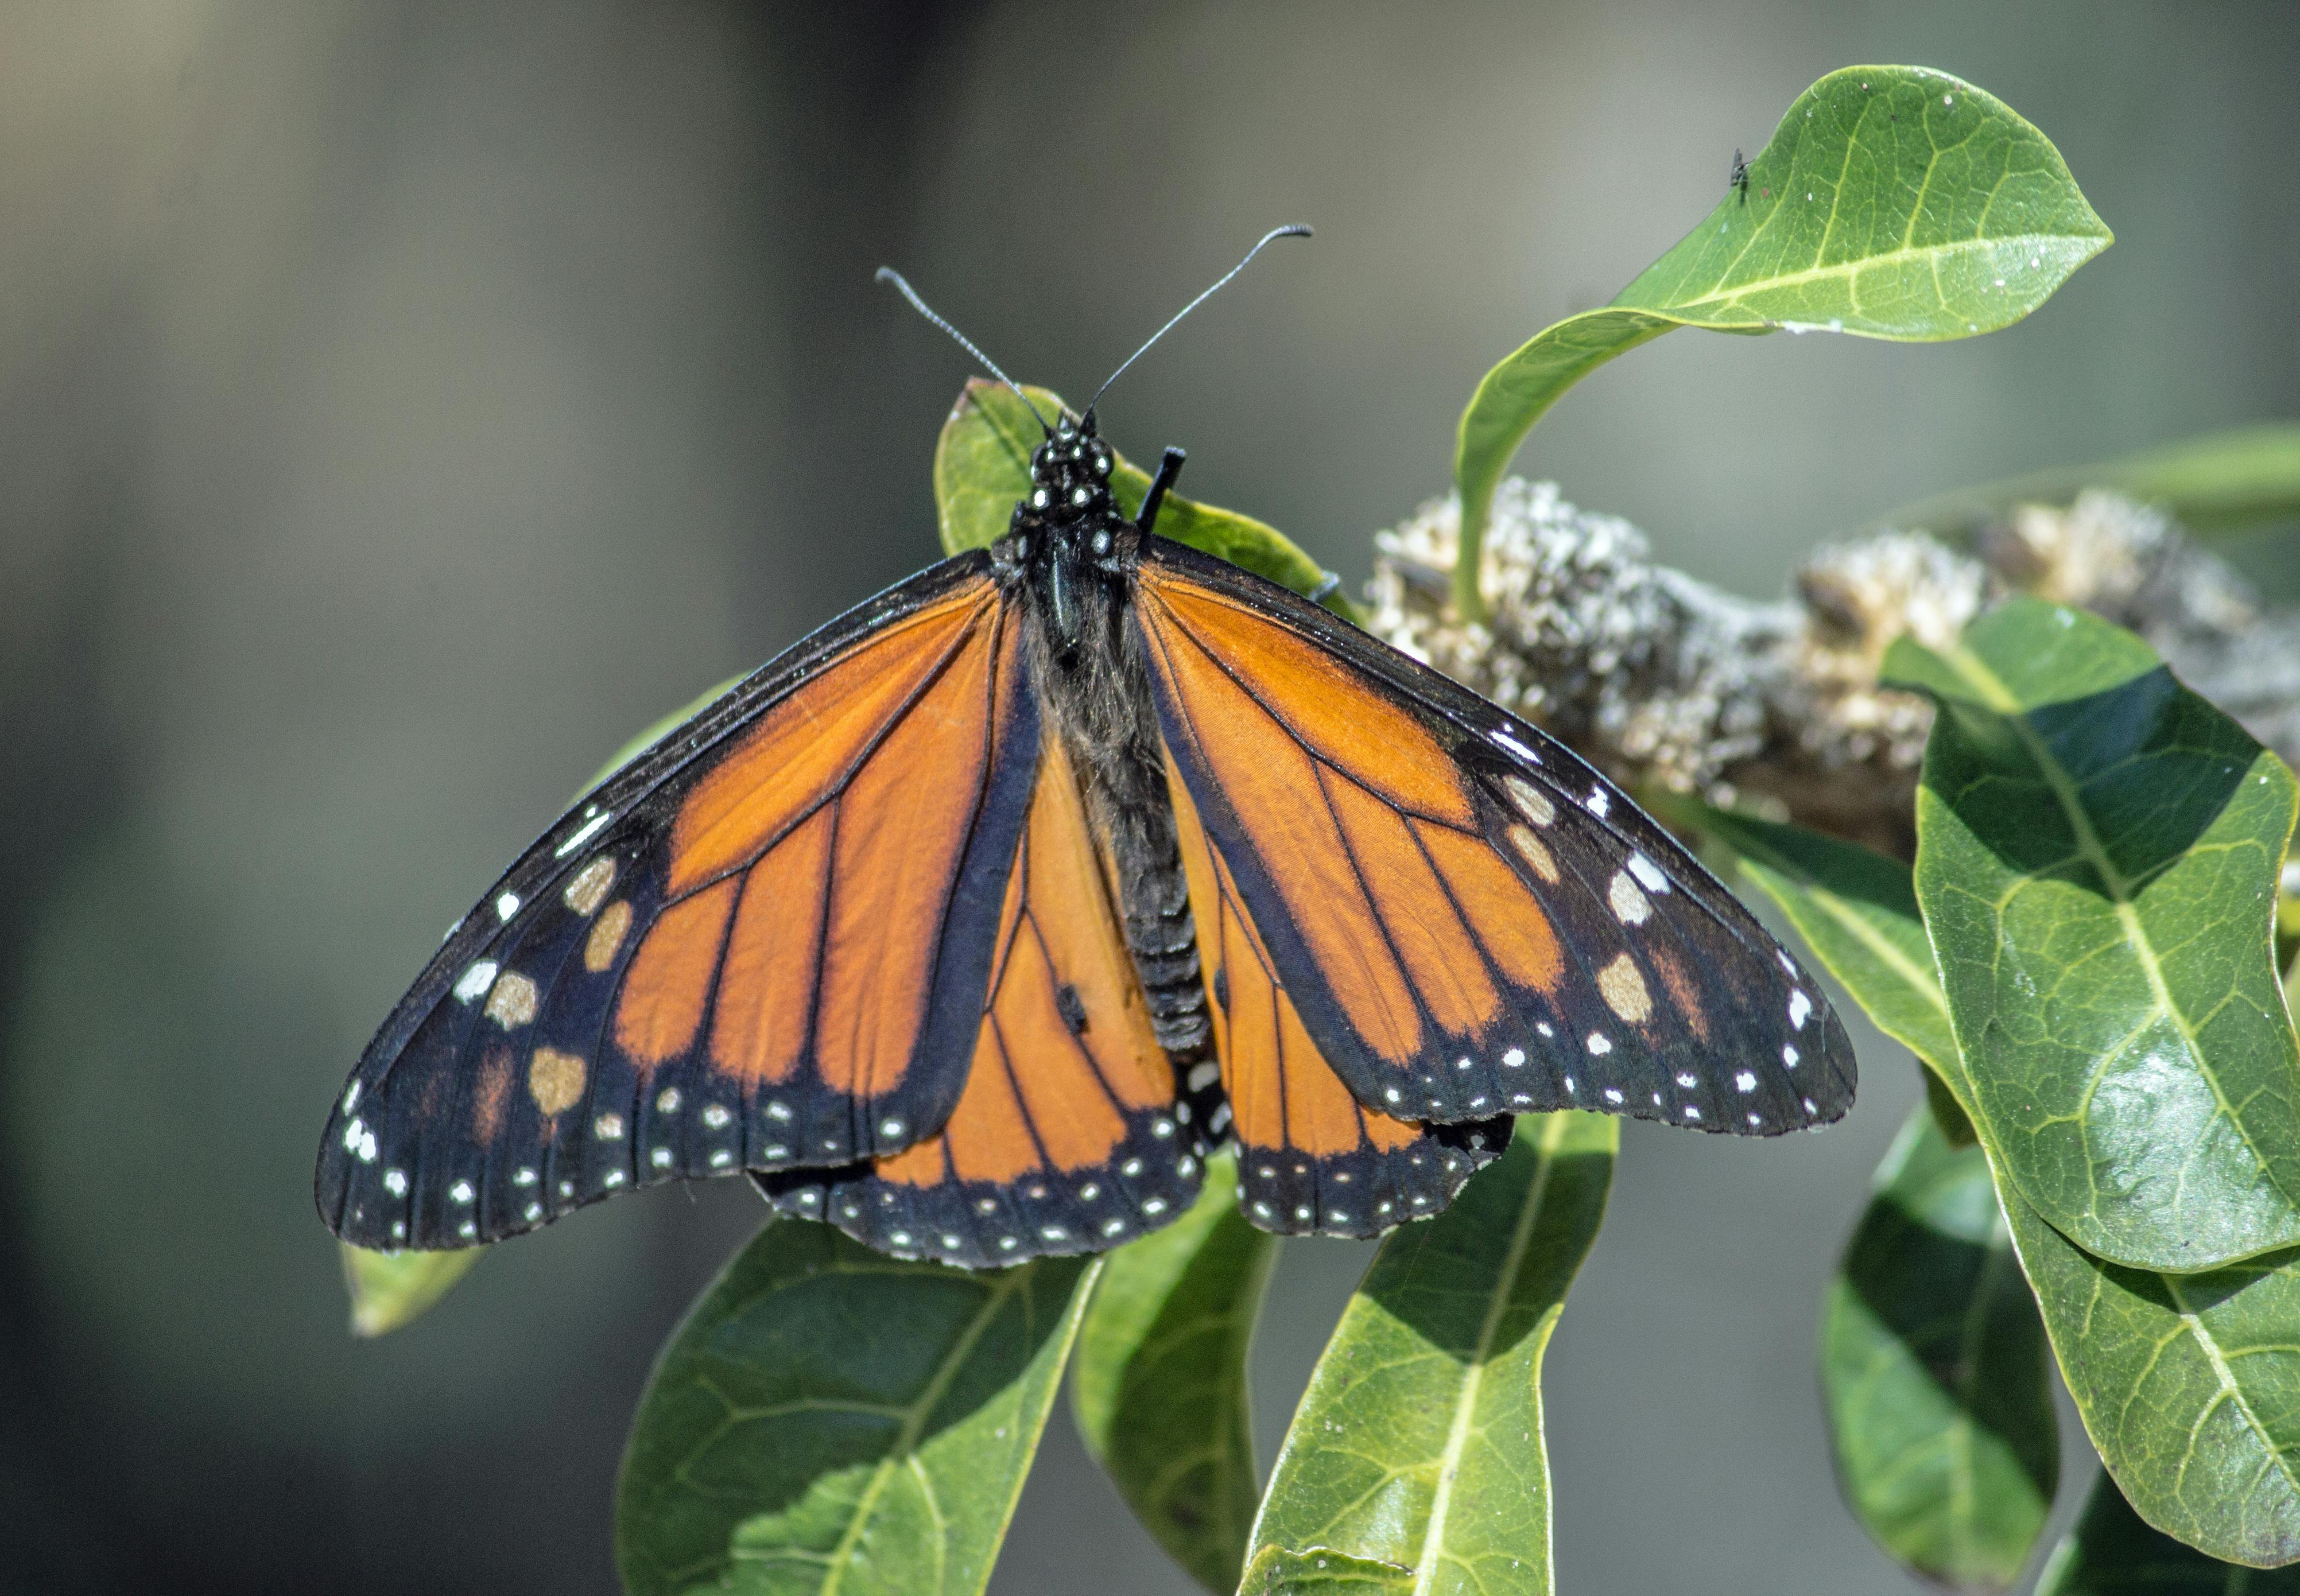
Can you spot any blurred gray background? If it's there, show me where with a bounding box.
[2,2,2294,1591]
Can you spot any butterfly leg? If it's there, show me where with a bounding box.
[1137,447,1187,534]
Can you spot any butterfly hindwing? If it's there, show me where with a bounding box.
[1134,537,1855,1139]
[1167,746,1512,1236]
[317,555,1042,1249]
[759,734,1204,1265]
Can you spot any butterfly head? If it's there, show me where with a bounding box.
[1024,412,1116,522]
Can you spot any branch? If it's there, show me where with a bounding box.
[1364,481,2300,858]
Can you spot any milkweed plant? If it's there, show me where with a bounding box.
[337,65,2300,1596]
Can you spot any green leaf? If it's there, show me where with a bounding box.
[1658,797,1966,1108]
[2002,1182,2300,1568]
[2036,1471,2300,1594]
[338,1244,484,1338]
[1821,1102,2056,1590]
[1069,1152,1277,1595]
[1237,1546,1415,1595]
[1885,422,2300,540]
[1453,64,2109,619]
[1890,599,2300,1272]
[932,379,1364,622]
[615,1220,1096,1596]
[1246,1112,1617,1596]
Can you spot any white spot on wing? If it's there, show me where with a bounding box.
[454,961,499,1004]
[1735,1070,1757,1093]
[1585,786,1610,817]
[1789,990,1813,1030]
[555,809,612,858]
[1493,729,1543,765]
[1627,853,1668,894]
[495,892,521,922]
[1587,1032,1612,1055]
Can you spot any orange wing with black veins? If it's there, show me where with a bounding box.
[758,734,1204,1265]
[319,557,1045,1251]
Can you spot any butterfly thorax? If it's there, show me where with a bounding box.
[991,413,1212,1067]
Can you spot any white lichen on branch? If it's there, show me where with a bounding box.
[1364,479,2300,856]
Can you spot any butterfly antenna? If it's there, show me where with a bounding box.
[876,266,1052,435]
[1086,224,1312,416]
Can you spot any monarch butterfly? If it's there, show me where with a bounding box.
[317,229,1854,1268]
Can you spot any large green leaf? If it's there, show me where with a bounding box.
[1821,1102,2056,1590]
[1246,1112,1616,1596]
[1890,600,2300,1272]
[1660,798,1965,1111]
[615,1220,1095,1596]
[2002,1183,2300,1568]
[1451,65,2108,619]
[1069,1152,1277,1595]
[2037,1473,2300,1594]
[1885,422,2300,540]
[933,378,1362,622]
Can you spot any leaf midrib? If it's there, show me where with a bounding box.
[1644,232,2086,321]
[814,1270,1029,1596]
[2159,1273,2300,1526]
[1409,1113,1568,1596]
[1933,642,2278,1201]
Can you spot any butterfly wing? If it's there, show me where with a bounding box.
[317,554,1042,1249]
[1168,744,1512,1236]
[755,733,1205,1265]
[1133,537,1855,1138]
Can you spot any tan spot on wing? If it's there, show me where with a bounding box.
[528,1048,587,1116]
[563,857,617,916]
[587,900,634,972]
[1503,775,1556,826]
[473,1051,513,1140]
[1507,824,1559,884]
[1597,953,1654,1023]
[1608,871,1651,926]
[486,970,539,1029]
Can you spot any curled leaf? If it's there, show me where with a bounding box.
[1454,65,2109,618]
[934,379,1362,621]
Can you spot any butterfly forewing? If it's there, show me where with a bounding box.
[1135,538,1855,1139]
[318,555,1043,1250]
[755,735,1204,1265]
